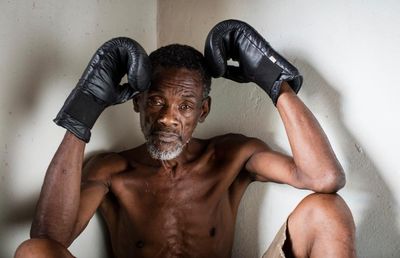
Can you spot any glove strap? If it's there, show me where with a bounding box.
[255,55,283,104]
[54,88,106,142]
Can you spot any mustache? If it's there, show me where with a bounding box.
[150,125,179,135]
[149,127,181,140]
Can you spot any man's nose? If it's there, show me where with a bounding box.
[157,105,179,128]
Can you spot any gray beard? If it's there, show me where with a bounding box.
[145,139,184,160]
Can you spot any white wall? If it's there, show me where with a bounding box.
[157,1,400,257]
[1,0,399,257]
[0,1,156,257]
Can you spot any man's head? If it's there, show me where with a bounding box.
[133,44,212,160]
[148,44,211,98]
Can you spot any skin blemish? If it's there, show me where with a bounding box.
[209,227,216,237]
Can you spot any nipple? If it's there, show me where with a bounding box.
[209,227,216,237]
[136,240,145,248]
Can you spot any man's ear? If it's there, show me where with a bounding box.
[199,96,211,123]
[133,94,141,112]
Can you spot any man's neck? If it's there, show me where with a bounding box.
[150,138,204,172]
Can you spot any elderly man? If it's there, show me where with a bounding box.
[15,20,355,258]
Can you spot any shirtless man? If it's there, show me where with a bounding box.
[15,20,356,257]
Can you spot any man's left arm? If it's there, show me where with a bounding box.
[246,82,345,193]
[205,20,345,193]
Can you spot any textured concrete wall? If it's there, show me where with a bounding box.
[0,1,156,257]
[157,1,400,257]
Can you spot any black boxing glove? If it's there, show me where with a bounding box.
[54,37,151,142]
[204,19,303,105]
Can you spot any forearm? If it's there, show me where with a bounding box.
[31,131,85,246]
[276,82,345,192]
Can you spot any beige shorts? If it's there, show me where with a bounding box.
[261,219,290,258]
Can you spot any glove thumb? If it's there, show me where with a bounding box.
[115,83,140,104]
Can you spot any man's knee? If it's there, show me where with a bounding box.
[287,193,356,257]
[15,238,74,258]
[290,193,355,229]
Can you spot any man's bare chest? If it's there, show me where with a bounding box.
[110,161,237,213]
[100,164,245,257]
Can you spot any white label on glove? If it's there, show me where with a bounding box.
[269,56,277,63]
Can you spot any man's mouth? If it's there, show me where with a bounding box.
[151,131,180,143]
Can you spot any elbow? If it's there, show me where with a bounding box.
[313,168,346,194]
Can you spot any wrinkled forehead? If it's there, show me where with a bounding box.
[149,67,204,97]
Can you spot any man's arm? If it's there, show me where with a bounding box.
[31,132,86,246]
[31,132,126,247]
[205,20,344,193]
[29,37,150,247]
[245,82,345,193]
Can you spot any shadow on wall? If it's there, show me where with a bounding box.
[229,58,400,258]
[296,58,400,258]
[0,34,113,257]
[0,32,62,257]
[0,21,146,256]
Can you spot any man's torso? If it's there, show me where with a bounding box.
[97,134,256,258]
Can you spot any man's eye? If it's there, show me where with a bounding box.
[148,98,163,106]
[180,104,193,111]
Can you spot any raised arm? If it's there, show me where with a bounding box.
[31,132,85,245]
[31,133,126,247]
[244,82,345,193]
[16,37,151,257]
[205,19,344,193]
[277,82,344,191]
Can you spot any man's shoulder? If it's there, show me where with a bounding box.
[82,152,129,181]
[207,133,268,157]
[210,133,263,145]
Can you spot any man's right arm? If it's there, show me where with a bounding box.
[31,132,86,246]
[31,132,127,247]
[30,37,150,246]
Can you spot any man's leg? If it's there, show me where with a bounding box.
[14,238,75,258]
[286,193,356,258]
